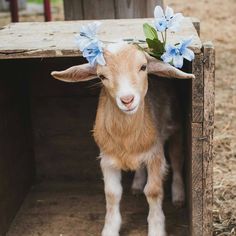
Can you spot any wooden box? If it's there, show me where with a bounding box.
[0,18,214,236]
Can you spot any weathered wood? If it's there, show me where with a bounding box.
[63,0,83,20]
[202,42,215,236]
[63,0,164,20]
[190,122,203,236]
[83,0,115,20]
[192,52,204,122]
[7,181,188,236]
[0,60,35,235]
[146,0,164,17]
[114,0,147,18]
[0,18,202,60]
[191,17,200,36]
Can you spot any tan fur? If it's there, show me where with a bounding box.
[93,45,159,170]
[94,89,157,170]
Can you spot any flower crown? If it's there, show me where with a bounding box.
[75,6,195,69]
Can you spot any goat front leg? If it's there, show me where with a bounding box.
[144,155,166,236]
[101,157,122,236]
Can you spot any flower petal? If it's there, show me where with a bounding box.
[173,55,184,68]
[182,48,195,61]
[154,6,165,18]
[165,6,174,20]
[75,35,92,51]
[180,36,193,49]
[96,53,106,65]
[154,18,168,32]
[161,52,173,63]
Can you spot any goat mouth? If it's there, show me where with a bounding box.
[121,105,138,114]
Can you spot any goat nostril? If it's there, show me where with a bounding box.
[120,95,134,105]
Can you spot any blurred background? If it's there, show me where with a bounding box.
[0,0,235,235]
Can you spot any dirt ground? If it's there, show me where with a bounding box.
[0,0,235,235]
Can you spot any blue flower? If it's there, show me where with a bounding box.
[154,6,183,32]
[75,21,106,66]
[161,37,195,68]
[75,21,101,51]
[82,41,106,66]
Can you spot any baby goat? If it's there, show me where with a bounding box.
[51,43,194,236]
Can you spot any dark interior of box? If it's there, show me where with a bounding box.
[0,58,192,236]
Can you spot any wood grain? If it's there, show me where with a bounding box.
[114,0,147,18]
[147,0,164,17]
[202,42,215,236]
[0,60,35,235]
[192,52,204,122]
[191,17,200,36]
[83,0,115,20]
[190,122,203,236]
[63,0,164,20]
[0,18,202,59]
[63,0,83,20]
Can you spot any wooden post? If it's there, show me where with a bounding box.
[63,0,164,20]
[43,0,52,21]
[202,42,215,236]
[9,0,19,22]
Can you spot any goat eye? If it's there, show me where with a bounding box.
[140,65,147,71]
[98,74,107,80]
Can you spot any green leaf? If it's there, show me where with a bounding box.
[146,38,165,54]
[143,23,158,40]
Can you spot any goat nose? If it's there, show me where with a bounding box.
[120,95,134,107]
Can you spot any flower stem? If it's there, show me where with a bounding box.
[161,32,165,43]
[164,30,167,46]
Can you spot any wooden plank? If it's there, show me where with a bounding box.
[202,42,215,236]
[83,0,115,20]
[146,0,164,17]
[191,17,200,36]
[190,122,203,236]
[63,0,83,20]
[0,18,202,59]
[114,0,147,18]
[28,58,100,181]
[192,52,204,122]
[0,60,35,235]
[7,181,188,236]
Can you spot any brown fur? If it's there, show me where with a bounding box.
[93,88,157,170]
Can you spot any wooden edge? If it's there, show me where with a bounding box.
[192,52,204,123]
[191,17,200,36]
[190,122,204,236]
[202,41,215,236]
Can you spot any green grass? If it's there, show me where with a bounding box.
[27,0,62,4]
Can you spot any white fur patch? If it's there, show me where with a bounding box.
[100,155,122,236]
[147,198,166,236]
[106,42,127,54]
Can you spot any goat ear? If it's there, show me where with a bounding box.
[146,53,195,79]
[51,63,97,82]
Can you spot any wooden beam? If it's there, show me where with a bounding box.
[114,0,147,18]
[147,0,164,17]
[83,0,115,19]
[9,0,19,22]
[192,52,204,122]
[190,122,203,236]
[43,0,52,21]
[63,0,84,20]
[202,42,215,236]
